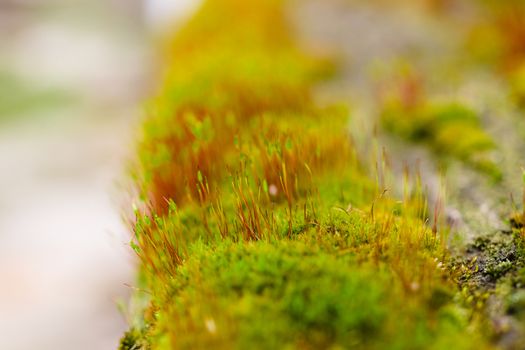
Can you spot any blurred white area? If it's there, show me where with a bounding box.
[0,1,197,350]
[144,0,201,30]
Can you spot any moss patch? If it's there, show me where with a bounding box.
[122,0,497,349]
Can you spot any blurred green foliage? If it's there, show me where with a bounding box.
[0,69,74,122]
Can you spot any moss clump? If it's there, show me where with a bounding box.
[141,237,486,350]
[380,87,500,180]
[123,0,496,348]
[461,233,525,286]
[135,0,333,215]
[119,328,147,350]
[449,223,525,345]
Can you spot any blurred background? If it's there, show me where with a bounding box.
[0,1,198,349]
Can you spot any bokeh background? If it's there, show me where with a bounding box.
[0,1,198,349]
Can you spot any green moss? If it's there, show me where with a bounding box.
[119,328,148,350]
[123,0,497,348]
[467,233,525,283]
[381,101,500,180]
[450,226,525,340]
[141,238,484,350]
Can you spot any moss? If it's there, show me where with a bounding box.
[119,328,148,350]
[123,0,496,348]
[143,238,484,350]
[449,222,525,344]
[381,99,500,180]
[465,233,525,284]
